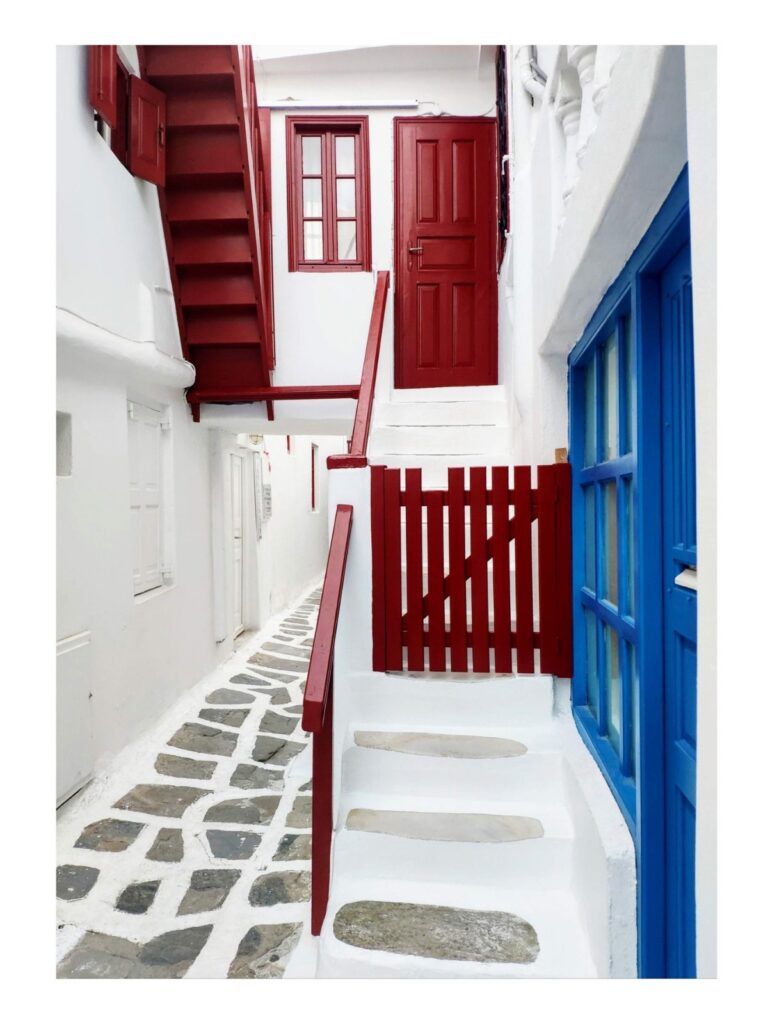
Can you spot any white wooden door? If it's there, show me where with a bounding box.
[230,453,245,635]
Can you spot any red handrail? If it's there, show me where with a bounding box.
[328,271,390,469]
[302,504,354,934]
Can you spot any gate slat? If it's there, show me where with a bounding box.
[537,464,557,673]
[383,468,403,670]
[514,465,535,673]
[469,467,490,672]
[405,468,425,670]
[447,467,468,671]
[370,465,387,672]
[555,462,573,677]
[426,492,446,670]
[491,466,512,673]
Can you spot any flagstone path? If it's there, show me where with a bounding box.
[56,586,322,979]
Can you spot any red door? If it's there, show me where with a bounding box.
[395,118,498,389]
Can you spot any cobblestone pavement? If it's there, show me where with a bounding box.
[56,586,322,979]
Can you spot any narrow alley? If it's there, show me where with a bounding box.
[56,585,322,979]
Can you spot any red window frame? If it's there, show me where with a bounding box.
[286,116,372,272]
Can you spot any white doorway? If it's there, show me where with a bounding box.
[230,452,245,637]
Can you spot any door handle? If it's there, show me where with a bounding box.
[408,246,423,254]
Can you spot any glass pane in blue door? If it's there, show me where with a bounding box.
[585,359,596,466]
[585,610,599,715]
[585,485,596,590]
[605,626,622,750]
[603,480,618,605]
[603,333,619,461]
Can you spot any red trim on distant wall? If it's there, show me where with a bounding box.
[286,115,371,272]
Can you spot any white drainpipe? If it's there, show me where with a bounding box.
[517,45,547,102]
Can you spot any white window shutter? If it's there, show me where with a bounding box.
[129,402,164,596]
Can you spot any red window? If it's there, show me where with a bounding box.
[286,116,371,272]
[311,444,318,511]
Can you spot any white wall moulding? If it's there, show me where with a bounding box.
[567,46,597,168]
[57,308,195,390]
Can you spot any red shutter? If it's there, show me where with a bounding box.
[88,45,118,127]
[127,76,166,187]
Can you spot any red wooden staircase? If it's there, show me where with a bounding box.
[140,45,274,420]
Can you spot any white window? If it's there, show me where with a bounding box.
[128,400,170,596]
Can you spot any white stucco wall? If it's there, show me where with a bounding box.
[685,45,717,980]
[256,47,497,407]
[56,46,181,357]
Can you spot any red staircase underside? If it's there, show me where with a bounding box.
[141,46,271,412]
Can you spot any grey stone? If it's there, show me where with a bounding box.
[249,651,309,674]
[57,864,99,900]
[177,869,240,915]
[283,704,303,715]
[354,730,528,759]
[249,870,311,907]
[229,672,263,686]
[207,829,261,860]
[299,780,312,792]
[154,753,217,780]
[285,795,312,829]
[230,763,284,791]
[204,795,280,825]
[333,901,540,965]
[198,708,249,728]
[301,639,313,647]
[346,809,544,844]
[57,930,139,978]
[168,722,238,757]
[116,880,160,914]
[260,710,299,736]
[250,685,291,705]
[75,818,144,853]
[251,735,305,766]
[113,783,209,818]
[247,666,298,684]
[137,925,214,976]
[205,687,255,705]
[146,828,183,863]
[263,642,310,661]
[57,926,212,978]
[280,627,309,636]
[274,833,312,862]
[227,923,302,978]
[273,634,298,643]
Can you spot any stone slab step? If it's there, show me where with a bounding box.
[346,808,544,843]
[354,730,527,759]
[332,900,539,965]
[374,400,509,428]
[318,880,598,978]
[368,424,510,457]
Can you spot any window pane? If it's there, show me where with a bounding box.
[585,610,599,716]
[602,480,618,604]
[625,476,635,616]
[337,220,357,261]
[584,485,596,590]
[624,316,635,453]
[628,641,639,777]
[302,136,321,175]
[584,359,596,466]
[603,332,618,461]
[605,627,622,752]
[302,178,322,218]
[303,221,323,260]
[336,178,356,218]
[335,135,355,175]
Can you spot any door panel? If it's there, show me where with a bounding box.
[395,118,497,388]
[661,242,697,978]
[128,75,167,187]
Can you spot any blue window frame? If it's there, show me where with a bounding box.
[569,166,693,977]
[571,310,638,828]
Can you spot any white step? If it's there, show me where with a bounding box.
[368,424,510,457]
[374,400,509,428]
[346,808,544,843]
[353,730,527,759]
[387,384,508,404]
[319,880,598,978]
[366,453,513,488]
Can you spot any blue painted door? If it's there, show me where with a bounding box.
[660,241,697,977]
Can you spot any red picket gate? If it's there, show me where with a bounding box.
[370,464,572,676]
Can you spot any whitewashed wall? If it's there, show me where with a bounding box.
[256,47,497,409]
[503,45,688,464]
[56,45,349,796]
